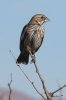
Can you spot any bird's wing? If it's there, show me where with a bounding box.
[20,24,28,51]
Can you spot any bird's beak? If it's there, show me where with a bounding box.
[45,17,50,22]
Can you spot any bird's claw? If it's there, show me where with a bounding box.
[30,55,36,64]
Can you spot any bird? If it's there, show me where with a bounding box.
[16,14,49,64]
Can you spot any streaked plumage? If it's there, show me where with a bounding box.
[16,14,49,64]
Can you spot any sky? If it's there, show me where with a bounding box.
[0,0,66,99]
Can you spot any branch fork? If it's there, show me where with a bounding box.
[10,50,66,100]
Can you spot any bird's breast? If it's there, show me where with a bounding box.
[30,26,44,54]
[27,25,44,39]
[37,25,44,36]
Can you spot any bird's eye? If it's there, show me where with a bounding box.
[41,16,44,19]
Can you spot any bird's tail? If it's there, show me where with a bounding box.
[16,52,29,64]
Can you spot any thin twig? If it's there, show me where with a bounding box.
[50,84,66,97]
[8,73,12,100]
[9,50,16,61]
[9,50,45,100]
[56,80,63,100]
[9,50,66,100]
[30,52,52,100]
[52,95,63,97]
[18,65,45,100]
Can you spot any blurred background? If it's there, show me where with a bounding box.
[0,0,66,99]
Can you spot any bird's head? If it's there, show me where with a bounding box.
[29,14,49,25]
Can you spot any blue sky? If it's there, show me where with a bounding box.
[0,0,66,98]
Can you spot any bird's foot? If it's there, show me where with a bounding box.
[27,47,36,64]
[30,54,36,64]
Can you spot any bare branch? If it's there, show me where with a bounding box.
[18,65,46,100]
[8,73,12,100]
[52,94,63,97]
[9,50,66,100]
[50,84,66,97]
[9,50,45,100]
[29,52,52,100]
[56,80,63,100]
[9,50,16,61]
